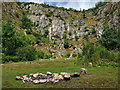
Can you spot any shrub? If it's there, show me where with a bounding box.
[72,53,77,57]
[21,15,32,30]
[75,34,78,41]
[69,30,72,36]
[65,53,70,58]
[36,50,44,59]
[91,28,96,34]
[44,29,49,37]
[15,12,19,18]
[16,46,37,61]
[2,55,20,63]
[64,38,69,49]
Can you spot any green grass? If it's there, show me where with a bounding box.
[2,59,118,88]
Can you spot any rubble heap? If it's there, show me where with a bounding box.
[15,68,87,84]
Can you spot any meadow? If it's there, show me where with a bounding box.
[2,59,118,88]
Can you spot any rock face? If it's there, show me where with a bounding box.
[2,2,119,58]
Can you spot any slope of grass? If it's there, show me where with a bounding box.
[2,59,118,88]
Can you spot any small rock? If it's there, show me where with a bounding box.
[33,73,39,78]
[64,73,70,80]
[89,62,93,66]
[60,72,67,76]
[33,80,40,84]
[53,73,59,76]
[47,72,52,75]
[23,75,28,78]
[39,79,47,83]
[70,72,80,77]
[80,68,87,74]
[16,76,21,80]
[59,75,64,80]
[54,75,61,80]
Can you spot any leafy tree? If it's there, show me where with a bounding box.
[2,20,16,55]
[83,9,86,18]
[21,15,32,34]
[99,26,119,50]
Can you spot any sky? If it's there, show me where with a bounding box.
[19,0,104,10]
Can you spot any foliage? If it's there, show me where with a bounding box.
[36,50,44,59]
[44,29,49,37]
[76,41,118,67]
[2,20,16,55]
[63,33,67,39]
[82,9,86,18]
[21,15,32,33]
[75,34,78,41]
[72,53,77,57]
[91,28,96,34]
[105,10,110,16]
[2,55,20,63]
[99,26,119,50]
[16,46,37,61]
[64,38,69,49]
[15,12,19,18]
[68,30,72,36]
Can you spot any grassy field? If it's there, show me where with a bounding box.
[2,59,118,88]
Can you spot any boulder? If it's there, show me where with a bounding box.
[80,68,87,74]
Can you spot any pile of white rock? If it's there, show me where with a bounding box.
[16,68,87,84]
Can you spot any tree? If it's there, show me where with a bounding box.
[21,15,32,34]
[83,9,86,18]
[2,20,16,55]
[99,26,119,50]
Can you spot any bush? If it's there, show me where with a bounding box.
[64,39,69,49]
[69,30,72,36]
[75,34,78,41]
[91,28,96,34]
[21,15,32,30]
[72,53,77,57]
[65,53,70,58]
[36,50,44,59]
[44,29,49,37]
[16,46,37,61]
[2,55,20,63]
